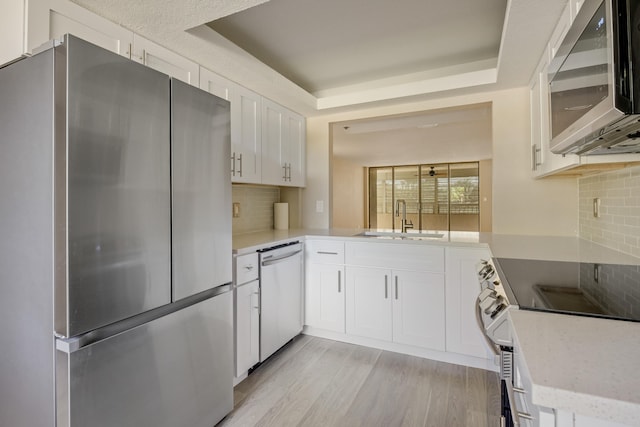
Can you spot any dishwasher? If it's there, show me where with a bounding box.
[258,241,303,362]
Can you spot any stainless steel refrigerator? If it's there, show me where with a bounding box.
[0,35,233,427]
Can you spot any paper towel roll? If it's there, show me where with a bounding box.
[274,203,289,230]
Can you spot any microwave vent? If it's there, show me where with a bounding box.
[567,116,640,155]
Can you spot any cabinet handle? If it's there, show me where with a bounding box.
[395,276,398,300]
[384,275,388,299]
[282,164,287,181]
[338,270,341,293]
[531,145,542,171]
[140,49,146,64]
[317,251,338,255]
[244,265,254,271]
[517,412,533,421]
[238,153,243,177]
[231,152,236,176]
[287,163,292,181]
[513,387,526,394]
[253,291,260,313]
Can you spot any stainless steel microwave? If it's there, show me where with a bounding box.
[548,0,640,155]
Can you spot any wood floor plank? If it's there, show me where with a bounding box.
[253,340,356,426]
[219,336,501,427]
[297,344,381,426]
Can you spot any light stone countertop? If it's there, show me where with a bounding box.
[233,228,640,265]
[509,309,640,426]
[233,228,640,423]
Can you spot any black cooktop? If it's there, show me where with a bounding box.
[493,258,640,322]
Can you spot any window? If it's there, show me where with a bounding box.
[368,162,480,232]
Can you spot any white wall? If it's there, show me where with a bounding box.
[332,157,365,229]
[303,87,579,235]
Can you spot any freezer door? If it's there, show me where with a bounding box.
[59,35,172,337]
[56,290,233,427]
[171,78,232,300]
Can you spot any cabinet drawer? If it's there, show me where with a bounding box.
[305,239,344,264]
[235,252,259,285]
[345,242,444,272]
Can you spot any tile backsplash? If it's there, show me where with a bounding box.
[232,185,280,234]
[579,165,640,258]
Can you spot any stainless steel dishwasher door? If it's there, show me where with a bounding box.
[259,242,303,362]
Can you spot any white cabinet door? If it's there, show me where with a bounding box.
[285,112,306,187]
[132,34,199,86]
[232,85,262,184]
[261,97,305,187]
[445,247,492,359]
[346,266,392,341]
[1,0,131,66]
[235,280,259,377]
[305,263,345,333]
[0,0,37,66]
[200,69,262,184]
[392,270,445,351]
[261,97,286,185]
[48,0,133,58]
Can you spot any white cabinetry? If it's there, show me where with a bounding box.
[344,242,445,351]
[1,0,132,66]
[529,1,640,177]
[234,253,260,378]
[1,0,198,86]
[262,98,306,187]
[529,5,579,179]
[199,69,262,184]
[47,0,133,58]
[305,240,345,333]
[345,267,445,350]
[346,266,393,341]
[131,34,199,85]
[392,269,445,350]
[445,247,493,359]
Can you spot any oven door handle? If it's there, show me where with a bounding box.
[475,298,500,357]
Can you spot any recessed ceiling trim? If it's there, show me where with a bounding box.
[317,68,497,110]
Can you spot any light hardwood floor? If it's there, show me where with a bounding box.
[219,335,500,427]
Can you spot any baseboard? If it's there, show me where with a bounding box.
[302,325,498,372]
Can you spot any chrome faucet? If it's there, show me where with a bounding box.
[395,199,413,233]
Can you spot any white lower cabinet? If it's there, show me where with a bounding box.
[345,266,445,351]
[445,247,492,358]
[234,252,260,378]
[235,280,260,377]
[345,266,393,341]
[305,263,345,333]
[392,270,445,350]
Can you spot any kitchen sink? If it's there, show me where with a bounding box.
[356,231,445,240]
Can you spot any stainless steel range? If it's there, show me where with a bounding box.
[476,256,640,427]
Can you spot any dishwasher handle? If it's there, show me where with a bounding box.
[261,249,302,267]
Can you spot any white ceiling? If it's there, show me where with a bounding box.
[207,0,506,95]
[332,103,492,166]
[72,0,569,115]
[72,0,567,165]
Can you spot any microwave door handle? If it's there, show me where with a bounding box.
[475,298,500,357]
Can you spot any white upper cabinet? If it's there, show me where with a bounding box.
[262,98,306,187]
[530,51,580,178]
[526,2,640,178]
[1,0,132,66]
[200,68,262,184]
[131,34,199,86]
